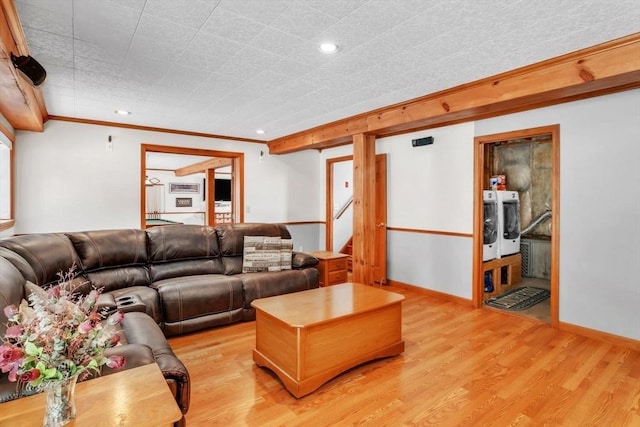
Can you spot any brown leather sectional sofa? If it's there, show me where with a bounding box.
[0,223,319,426]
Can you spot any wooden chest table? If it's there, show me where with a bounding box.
[251,283,404,398]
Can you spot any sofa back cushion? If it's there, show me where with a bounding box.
[67,229,150,293]
[0,256,26,338]
[0,233,82,287]
[216,223,292,275]
[146,225,223,282]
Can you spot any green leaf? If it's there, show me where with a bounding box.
[24,341,42,357]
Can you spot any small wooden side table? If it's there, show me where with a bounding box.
[0,363,182,427]
[309,250,349,286]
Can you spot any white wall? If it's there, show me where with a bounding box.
[476,89,640,340]
[377,123,475,298]
[248,148,321,223]
[13,120,322,247]
[0,112,14,237]
[319,123,475,298]
[146,169,207,224]
[388,231,472,297]
[332,159,353,251]
[287,224,321,253]
[0,144,11,219]
[377,123,475,233]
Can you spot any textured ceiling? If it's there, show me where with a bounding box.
[14,0,640,141]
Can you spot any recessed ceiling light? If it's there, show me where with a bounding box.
[319,42,339,54]
[256,129,265,135]
[115,110,132,115]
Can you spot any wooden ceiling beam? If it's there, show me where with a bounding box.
[174,157,232,176]
[0,0,47,132]
[268,33,640,154]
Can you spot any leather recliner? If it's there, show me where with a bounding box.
[0,223,320,426]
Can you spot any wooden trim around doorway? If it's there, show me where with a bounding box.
[472,124,560,328]
[140,144,244,228]
[325,155,353,251]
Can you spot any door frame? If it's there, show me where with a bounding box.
[141,144,244,228]
[326,154,387,284]
[373,154,387,284]
[472,125,560,327]
[325,155,353,251]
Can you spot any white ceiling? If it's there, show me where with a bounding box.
[14,0,640,142]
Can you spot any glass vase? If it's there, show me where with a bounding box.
[43,375,78,427]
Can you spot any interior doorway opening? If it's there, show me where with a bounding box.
[326,154,387,285]
[473,125,559,327]
[141,144,244,228]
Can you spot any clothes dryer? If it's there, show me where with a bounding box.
[483,190,498,261]
[496,190,521,257]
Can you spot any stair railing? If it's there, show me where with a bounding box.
[334,196,353,220]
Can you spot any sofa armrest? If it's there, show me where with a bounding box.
[292,252,319,269]
[101,344,155,375]
[120,312,191,415]
[97,293,117,317]
[78,343,155,383]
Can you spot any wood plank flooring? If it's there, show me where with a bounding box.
[168,286,640,426]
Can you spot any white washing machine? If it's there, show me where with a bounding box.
[496,190,521,257]
[483,190,498,261]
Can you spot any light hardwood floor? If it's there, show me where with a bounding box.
[168,286,640,426]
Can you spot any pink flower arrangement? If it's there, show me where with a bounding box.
[0,270,125,389]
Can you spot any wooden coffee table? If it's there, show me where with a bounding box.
[251,282,404,398]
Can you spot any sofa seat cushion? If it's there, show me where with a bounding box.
[240,269,320,320]
[151,275,243,324]
[163,308,244,337]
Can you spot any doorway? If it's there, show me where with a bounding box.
[473,125,559,327]
[326,154,387,284]
[141,144,244,228]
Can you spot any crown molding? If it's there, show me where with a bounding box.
[47,116,266,144]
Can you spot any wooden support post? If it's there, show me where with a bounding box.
[205,168,215,225]
[352,133,376,285]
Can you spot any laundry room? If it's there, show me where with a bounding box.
[482,132,553,322]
